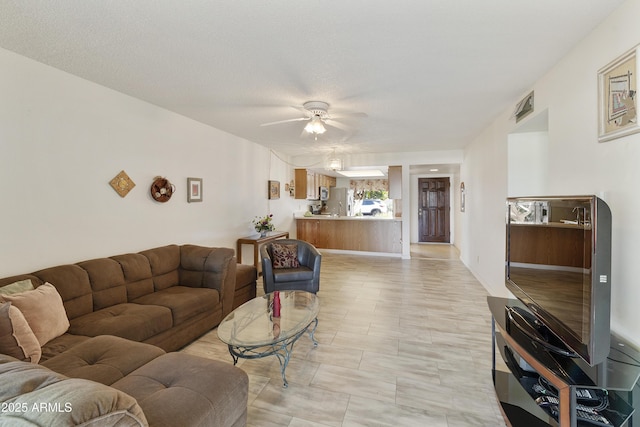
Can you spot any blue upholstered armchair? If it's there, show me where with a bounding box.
[260,239,321,294]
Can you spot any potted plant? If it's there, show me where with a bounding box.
[252,214,275,237]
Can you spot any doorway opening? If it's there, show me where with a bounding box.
[418,177,450,243]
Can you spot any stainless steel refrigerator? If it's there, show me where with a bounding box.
[325,187,354,216]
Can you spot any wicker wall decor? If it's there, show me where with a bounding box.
[150,176,175,203]
[109,170,136,198]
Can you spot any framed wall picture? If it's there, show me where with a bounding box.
[268,180,280,199]
[187,178,203,203]
[598,45,639,142]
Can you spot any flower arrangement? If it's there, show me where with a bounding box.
[252,214,275,234]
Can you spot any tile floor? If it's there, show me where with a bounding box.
[181,245,507,426]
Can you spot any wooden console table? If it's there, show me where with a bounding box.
[236,231,289,272]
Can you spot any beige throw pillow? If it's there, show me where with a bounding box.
[0,302,42,363]
[0,279,34,295]
[1,283,70,346]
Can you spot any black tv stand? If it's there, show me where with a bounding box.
[489,296,640,427]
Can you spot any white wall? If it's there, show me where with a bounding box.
[461,0,640,346]
[508,130,550,196]
[0,47,297,277]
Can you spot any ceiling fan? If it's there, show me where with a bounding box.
[260,101,365,140]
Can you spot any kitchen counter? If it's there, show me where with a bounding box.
[295,216,401,253]
[296,214,400,221]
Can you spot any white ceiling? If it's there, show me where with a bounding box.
[0,1,624,159]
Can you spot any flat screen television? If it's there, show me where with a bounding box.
[505,195,612,366]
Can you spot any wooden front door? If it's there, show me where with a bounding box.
[418,178,450,243]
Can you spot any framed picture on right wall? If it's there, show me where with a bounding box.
[598,45,640,142]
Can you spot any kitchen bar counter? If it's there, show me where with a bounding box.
[296,216,401,253]
[295,214,399,221]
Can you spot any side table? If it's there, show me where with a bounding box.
[237,231,289,273]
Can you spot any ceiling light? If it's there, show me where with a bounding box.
[430,168,439,172]
[326,148,343,171]
[328,158,343,171]
[337,170,385,178]
[304,116,326,135]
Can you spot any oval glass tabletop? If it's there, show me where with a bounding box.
[217,291,319,348]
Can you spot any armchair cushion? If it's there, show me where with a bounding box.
[271,242,300,269]
[273,267,314,283]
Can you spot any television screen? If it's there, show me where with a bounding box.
[505,196,612,366]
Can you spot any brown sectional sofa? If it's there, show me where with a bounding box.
[0,244,252,426]
[234,263,257,309]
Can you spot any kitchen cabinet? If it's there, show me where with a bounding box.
[294,169,336,199]
[294,169,314,199]
[318,175,336,188]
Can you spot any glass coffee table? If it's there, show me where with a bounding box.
[217,290,319,387]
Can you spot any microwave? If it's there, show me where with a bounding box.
[319,186,329,201]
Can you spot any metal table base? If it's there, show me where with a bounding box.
[227,317,318,387]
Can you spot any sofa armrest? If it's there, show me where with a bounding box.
[179,245,236,317]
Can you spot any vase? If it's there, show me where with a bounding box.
[260,231,268,238]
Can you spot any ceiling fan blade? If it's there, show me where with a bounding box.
[330,110,368,119]
[324,119,352,132]
[260,117,309,127]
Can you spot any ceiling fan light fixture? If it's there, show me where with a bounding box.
[304,116,326,135]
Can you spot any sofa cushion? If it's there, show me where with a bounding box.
[111,253,155,300]
[179,245,234,290]
[42,335,165,386]
[139,245,181,291]
[78,258,127,310]
[40,333,91,362]
[1,283,70,346]
[133,286,219,325]
[271,242,300,269]
[0,355,148,426]
[0,279,34,295]
[32,264,93,320]
[113,352,248,427]
[0,302,41,363]
[69,303,172,342]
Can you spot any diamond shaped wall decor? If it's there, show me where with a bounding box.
[109,170,135,197]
